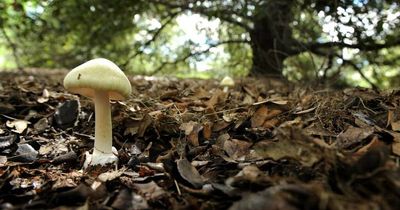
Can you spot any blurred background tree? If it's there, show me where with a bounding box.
[0,0,399,88]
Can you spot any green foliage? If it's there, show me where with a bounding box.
[0,0,252,76]
[0,0,400,88]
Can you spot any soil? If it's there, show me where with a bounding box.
[0,69,399,210]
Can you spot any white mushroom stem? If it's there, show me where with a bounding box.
[84,90,118,168]
[94,90,112,154]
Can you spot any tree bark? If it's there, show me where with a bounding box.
[249,0,295,77]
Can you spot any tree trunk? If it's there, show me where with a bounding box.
[249,0,295,77]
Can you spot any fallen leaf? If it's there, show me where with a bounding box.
[179,121,203,146]
[252,98,288,106]
[336,126,374,150]
[53,100,80,129]
[223,113,237,123]
[34,117,49,133]
[388,108,400,130]
[263,118,279,129]
[353,136,381,156]
[0,134,18,151]
[391,121,400,131]
[134,181,166,200]
[251,105,269,127]
[264,108,282,120]
[180,121,196,135]
[6,119,30,134]
[10,143,38,162]
[226,165,271,189]
[39,142,69,157]
[229,185,314,210]
[253,138,321,167]
[202,122,212,140]
[176,158,204,188]
[0,156,7,166]
[206,89,225,108]
[98,169,125,182]
[392,142,400,156]
[124,114,153,137]
[111,188,149,210]
[242,94,254,105]
[212,120,230,132]
[223,139,252,161]
[0,102,15,114]
[37,88,50,103]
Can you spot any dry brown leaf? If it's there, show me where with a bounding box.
[202,122,212,140]
[251,105,269,127]
[134,181,166,200]
[241,94,254,105]
[206,89,225,108]
[124,114,153,137]
[179,121,203,146]
[188,123,202,146]
[253,138,322,167]
[223,112,237,122]
[159,90,180,101]
[392,142,400,156]
[389,108,400,131]
[253,98,288,106]
[262,118,279,129]
[212,120,231,132]
[391,121,400,131]
[193,87,210,99]
[354,136,381,157]
[98,169,125,182]
[304,123,336,138]
[336,126,374,149]
[243,85,258,97]
[6,119,30,134]
[180,121,196,135]
[37,89,50,103]
[176,158,204,188]
[387,109,394,127]
[216,133,230,148]
[223,139,252,161]
[264,108,282,120]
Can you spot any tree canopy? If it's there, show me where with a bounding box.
[1,0,399,88]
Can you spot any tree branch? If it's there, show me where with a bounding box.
[342,59,379,90]
[306,39,400,52]
[0,26,23,71]
[310,48,379,89]
[149,39,249,75]
[148,0,253,31]
[121,12,179,69]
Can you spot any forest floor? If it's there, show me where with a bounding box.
[0,69,400,210]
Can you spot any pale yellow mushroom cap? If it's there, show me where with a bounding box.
[63,58,132,100]
[220,76,235,87]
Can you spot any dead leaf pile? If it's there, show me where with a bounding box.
[0,70,400,209]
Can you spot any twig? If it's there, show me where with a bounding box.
[174,179,181,196]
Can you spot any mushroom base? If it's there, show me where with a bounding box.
[83,147,118,169]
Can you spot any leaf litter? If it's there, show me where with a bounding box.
[0,70,400,209]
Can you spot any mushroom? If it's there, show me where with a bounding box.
[219,76,235,92]
[63,58,132,168]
